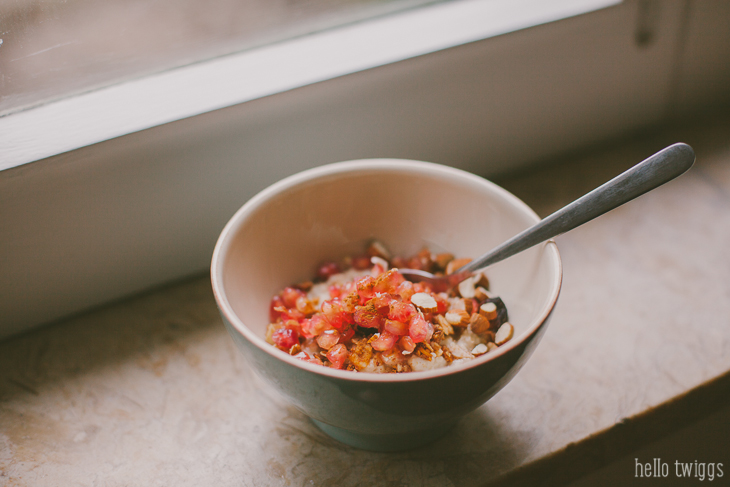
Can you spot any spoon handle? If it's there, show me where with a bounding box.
[459,142,696,275]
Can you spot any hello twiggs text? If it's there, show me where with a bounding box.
[635,458,724,481]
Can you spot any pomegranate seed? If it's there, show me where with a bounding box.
[398,335,416,354]
[284,319,302,335]
[388,301,416,322]
[317,261,341,281]
[395,280,415,301]
[281,287,305,308]
[353,304,382,329]
[328,285,343,299]
[274,305,305,323]
[383,319,409,336]
[371,331,398,351]
[413,282,433,293]
[374,269,405,293]
[321,300,348,330]
[434,293,449,314]
[339,326,356,343]
[341,292,359,313]
[355,276,376,302]
[409,313,433,343]
[295,295,315,315]
[301,314,329,338]
[371,293,393,311]
[272,327,299,350]
[316,329,341,350]
[351,254,372,270]
[327,344,348,369]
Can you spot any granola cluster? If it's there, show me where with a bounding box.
[265,242,513,373]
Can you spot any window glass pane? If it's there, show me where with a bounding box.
[0,0,444,115]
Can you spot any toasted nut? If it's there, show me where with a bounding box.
[370,256,389,270]
[450,298,466,311]
[469,313,491,336]
[446,257,472,275]
[265,323,279,345]
[479,302,498,320]
[289,344,302,355]
[411,292,438,313]
[436,315,454,335]
[458,277,476,299]
[445,309,470,327]
[462,298,475,314]
[442,348,455,364]
[348,340,374,370]
[495,322,514,346]
[434,252,454,271]
[396,363,412,373]
[474,272,490,289]
[474,286,491,301]
[471,343,488,355]
[414,343,433,360]
[431,323,444,342]
[487,342,499,352]
[367,240,391,260]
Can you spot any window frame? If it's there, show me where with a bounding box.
[0,0,618,172]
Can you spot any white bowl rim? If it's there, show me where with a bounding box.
[211,158,562,383]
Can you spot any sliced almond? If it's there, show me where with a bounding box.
[495,322,514,346]
[435,315,454,336]
[446,257,472,275]
[474,286,491,301]
[450,297,466,311]
[411,292,438,313]
[367,240,391,260]
[474,272,490,289]
[471,343,488,356]
[469,313,490,336]
[445,309,470,327]
[462,298,475,314]
[370,256,389,270]
[457,277,476,299]
[479,302,498,321]
[487,342,499,352]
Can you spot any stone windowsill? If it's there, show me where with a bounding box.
[1,114,729,485]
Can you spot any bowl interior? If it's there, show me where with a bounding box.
[215,160,560,362]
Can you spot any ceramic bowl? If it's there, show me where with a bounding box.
[211,159,561,451]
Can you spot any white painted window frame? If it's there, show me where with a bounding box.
[0,0,618,171]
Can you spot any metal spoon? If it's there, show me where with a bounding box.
[400,142,696,292]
